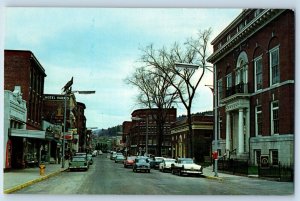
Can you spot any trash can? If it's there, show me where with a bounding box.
[39,164,46,176]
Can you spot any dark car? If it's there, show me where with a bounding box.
[133,157,150,173]
[150,157,164,169]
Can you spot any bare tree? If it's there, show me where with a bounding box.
[140,28,212,158]
[126,60,179,156]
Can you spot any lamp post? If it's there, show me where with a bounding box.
[132,116,148,156]
[174,63,217,176]
[61,85,95,168]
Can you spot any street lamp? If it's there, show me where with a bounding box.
[61,88,95,168]
[131,116,149,156]
[174,62,218,177]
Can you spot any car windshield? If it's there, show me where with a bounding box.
[127,157,135,160]
[165,159,175,162]
[137,159,148,163]
[72,157,85,162]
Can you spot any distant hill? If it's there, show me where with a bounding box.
[93,125,122,137]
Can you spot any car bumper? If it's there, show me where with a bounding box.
[69,166,88,169]
[182,169,203,174]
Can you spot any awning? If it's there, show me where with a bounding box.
[10,128,46,139]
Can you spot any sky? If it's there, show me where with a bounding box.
[1,0,299,131]
[3,7,244,129]
[0,1,299,201]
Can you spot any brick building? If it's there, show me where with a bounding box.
[122,121,133,155]
[171,113,213,163]
[4,50,47,168]
[76,102,87,152]
[207,9,294,165]
[130,108,177,157]
[5,50,46,130]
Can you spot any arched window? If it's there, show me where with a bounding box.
[235,51,249,93]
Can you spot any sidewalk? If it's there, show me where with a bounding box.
[202,166,245,181]
[3,161,69,194]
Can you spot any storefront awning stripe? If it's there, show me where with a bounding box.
[9,128,46,139]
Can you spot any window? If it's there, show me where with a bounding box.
[271,101,279,135]
[270,46,280,85]
[217,79,223,105]
[254,149,261,166]
[255,105,262,136]
[226,73,232,89]
[254,56,263,91]
[254,9,262,17]
[270,149,279,166]
[218,113,222,140]
[227,34,231,41]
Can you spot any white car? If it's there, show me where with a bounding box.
[159,158,176,172]
[171,158,203,176]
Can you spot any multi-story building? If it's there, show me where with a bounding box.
[207,9,295,166]
[5,50,46,130]
[76,102,86,152]
[130,108,177,157]
[4,50,48,168]
[122,121,133,155]
[171,113,213,163]
[4,86,27,169]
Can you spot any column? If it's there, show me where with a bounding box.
[245,108,250,153]
[226,112,231,157]
[238,109,244,154]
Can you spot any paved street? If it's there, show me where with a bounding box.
[14,153,293,195]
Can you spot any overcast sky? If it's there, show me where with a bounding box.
[2,0,298,131]
[3,7,245,129]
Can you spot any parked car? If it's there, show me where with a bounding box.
[159,158,176,172]
[69,155,89,171]
[123,156,136,168]
[150,157,164,169]
[115,154,126,163]
[171,158,203,176]
[110,152,123,160]
[87,154,93,165]
[133,156,151,173]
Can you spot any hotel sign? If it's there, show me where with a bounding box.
[44,94,69,101]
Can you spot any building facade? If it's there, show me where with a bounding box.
[171,113,213,163]
[76,102,87,152]
[4,86,27,169]
[4,50,49,168]
[130,108,177,157]
[207,9,295,166]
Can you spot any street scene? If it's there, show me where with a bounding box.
[1,4,296,199]
[5,153,294,195]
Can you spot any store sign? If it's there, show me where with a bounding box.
[44,94,69,101]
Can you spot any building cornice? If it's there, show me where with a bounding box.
[207,9,285,63]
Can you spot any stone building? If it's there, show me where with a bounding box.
[171,113,213,163]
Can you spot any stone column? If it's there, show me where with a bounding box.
[238,109,244,154]
[226,112,231,158]
[245,108,250,153]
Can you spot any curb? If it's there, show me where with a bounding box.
[4,168,67,194]
[203,175,224,181]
